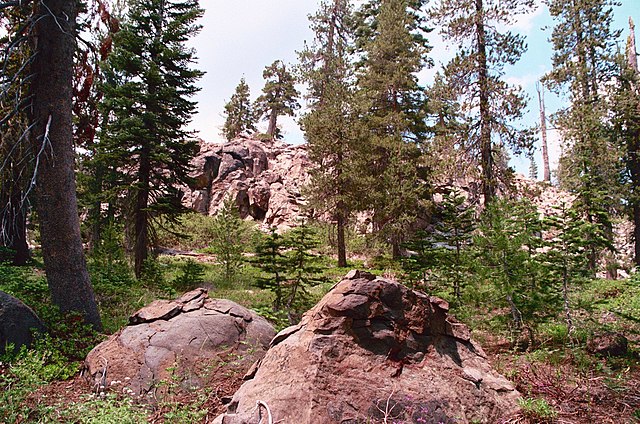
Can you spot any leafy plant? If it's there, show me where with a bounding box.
[518,397,558,422]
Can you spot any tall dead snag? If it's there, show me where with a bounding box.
[536,81,551,182]
[29,0,102,329]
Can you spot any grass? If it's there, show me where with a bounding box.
[2,243,640,422]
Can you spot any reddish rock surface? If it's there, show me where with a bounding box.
[216,271,521,424]
[83,289,275,398]
[183,136,310,231]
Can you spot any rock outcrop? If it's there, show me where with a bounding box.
[184,136,311,231]
[0,290,45,354]
[216,271,521,424]
[83,289,276,397]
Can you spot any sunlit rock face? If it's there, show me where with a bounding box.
[184,136,310,232]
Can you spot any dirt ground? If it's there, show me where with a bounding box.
[10,339,640,423]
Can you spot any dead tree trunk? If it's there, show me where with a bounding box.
[536,81,551,182]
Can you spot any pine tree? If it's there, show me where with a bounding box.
[254,60,300,139]
[31,0,102,328]
[95,0,204,277]
[544,0,622,271]
[611,19,640,265]
[206,197,247,285]
[299,0,359,267]
[543,203,607,335]
[425,71,476,187]
[284,221,326,322]
[403,187,475,301]
[430,0,535,204]
[0,8,32,266]
[474,198,554,343]
[222,77,256,141]
[253,228,289,311]
[355,0,431,258]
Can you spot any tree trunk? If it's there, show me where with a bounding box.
[267,109,278,139]
[30,0,101,329]
[336,201,347,267]
[133,144,151,278]
[8,190,30,266]
[536,82,551,182]
[475,0,493,204]
[628,18,640,266]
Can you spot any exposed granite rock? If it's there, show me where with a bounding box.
[84,289,276,397]
[216,272,521,424]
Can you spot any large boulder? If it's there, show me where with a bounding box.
[217,271,521,424]
[83,289,276,397]
[0,290,45,354]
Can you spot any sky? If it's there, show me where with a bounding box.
[187,0,640,178]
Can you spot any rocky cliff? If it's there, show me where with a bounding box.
[183,135,311,231]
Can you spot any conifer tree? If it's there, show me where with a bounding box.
[253,228,289,310]
[95,0,204,277]
[0,8,32,266]
[299,0,359,267]
[611,19,640,265]
[207,197,247,285]
[544,0,622,270]
[254,60,300,139]
[544,203,607,335]
[430,0,535,204]
[222,77,256,141]
[284,221,325,322]
[355,0,431,258]
[474,198,554,343]
[403,188,475,300]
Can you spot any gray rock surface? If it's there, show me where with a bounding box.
[216,272,521,424]
[0,290,45,354]
[84,289,276,396]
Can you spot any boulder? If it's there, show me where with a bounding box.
[0,290,45,354]
[84,289,276,397]
[216,272,521,424]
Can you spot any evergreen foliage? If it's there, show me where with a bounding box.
[299,0,360,267]
[474,198,556,341]
[222,77,256,141]
[93,0,204,277]
[206,198,247,286]
[543,203,610,335]
[544,0,623,270]
[611,21,640,265]
[173,259,205,291]
[253,228,289,311]
[254,60,300,139]
[403,188,475,301]
[355,0,432,258]
[429,0,535,203]
[253,223,325,323]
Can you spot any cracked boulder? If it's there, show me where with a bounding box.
[216,271,520,424]
[83,289,275,397]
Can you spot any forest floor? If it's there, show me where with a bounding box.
[1,254,640,423]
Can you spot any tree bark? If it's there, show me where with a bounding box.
[133,144,151,278]
[536,82,551,182]
[30,0,101,329]
[336,201,347,267]
[628,18,640,266]
[475,0,494,204]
